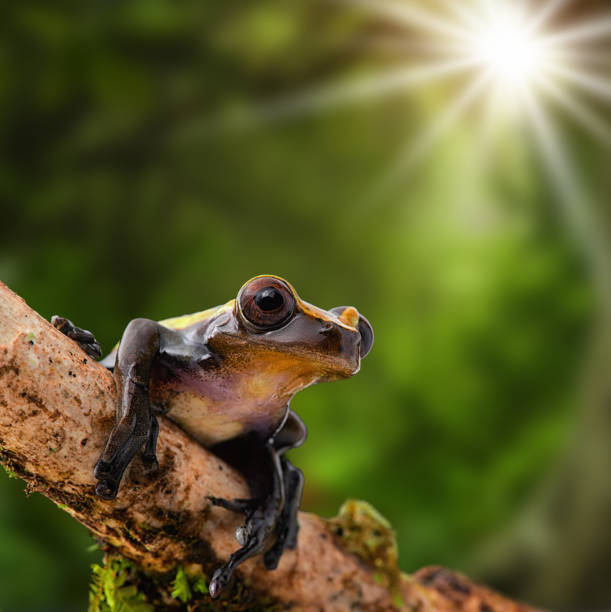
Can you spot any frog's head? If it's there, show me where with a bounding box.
[206,275,373,391]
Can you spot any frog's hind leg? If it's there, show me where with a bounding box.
[208,410,307,597]
[51,316,102,359]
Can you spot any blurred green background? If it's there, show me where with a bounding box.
[1,0,611,610]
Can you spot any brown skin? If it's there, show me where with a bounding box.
[53,275,373,597]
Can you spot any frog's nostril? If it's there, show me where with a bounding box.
[358,314,374,358]
[329,306,374,358]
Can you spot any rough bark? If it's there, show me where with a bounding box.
[0,281,539,611]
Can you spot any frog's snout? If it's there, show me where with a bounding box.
[330,306,374,359]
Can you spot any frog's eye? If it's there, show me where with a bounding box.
[238,277,296,330]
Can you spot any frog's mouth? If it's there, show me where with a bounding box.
[330,306,374,359]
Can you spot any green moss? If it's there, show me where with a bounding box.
[169,566,210,604]
[89,555,153,612]
[327,499,401,594]
[87,552,285,611]
[171,567,191,603]
[192,575,208,596]
[2,465,18,480]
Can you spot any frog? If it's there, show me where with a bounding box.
[51,275,373,597]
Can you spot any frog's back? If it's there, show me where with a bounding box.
[158,302,231,332]
[100,302,233,368]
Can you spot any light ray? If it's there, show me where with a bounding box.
[522,88,581,241]
[357,35,478,59]
[540,14,611,46]
[477,80,509,156]
[365,70,492,204]
[527,0,573,34]
[246,57,481,123]
[551,49,611,67]
[522,85,611,308]
[545,63,611,102]
[475,0,507,27]
[534,74,611,147]
[398,70,492,170]
[334,0,474,43]
[437,0,486,33]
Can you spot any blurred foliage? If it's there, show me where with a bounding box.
[0,0,607,610]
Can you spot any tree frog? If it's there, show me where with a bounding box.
[52,275,373,597]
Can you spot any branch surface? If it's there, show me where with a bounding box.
[0,281,539,611]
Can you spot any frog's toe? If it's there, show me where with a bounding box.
[209,567,231,599]
[285,524,299,550]
[263,514,299,570]
[263,546,282,571]
[93,460,120,499]
[95,479,118,500]
[81,338,102,359]
[140,454,159,474]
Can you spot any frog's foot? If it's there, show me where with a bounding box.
[208,459,304,596]
[93,454,159,501]
[207,412,307,597]
[94,441,158,500]
[93,388,159,501]
[51,316,102,359]
[209,495,282,598]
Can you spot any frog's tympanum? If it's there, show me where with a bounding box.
[52,276,373,597]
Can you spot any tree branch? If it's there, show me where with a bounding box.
[0,281,539,611]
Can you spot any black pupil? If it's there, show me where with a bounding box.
[254,287,284,311]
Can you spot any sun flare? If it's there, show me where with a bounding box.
[245,0,611,221]
[256,0,611,148]
[467,5,547,91]
[297,0,611,200]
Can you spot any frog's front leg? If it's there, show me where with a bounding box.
[93,318,161,500]
[208,411,306,597]
[262,411,306,570]
[263,456,304,570]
